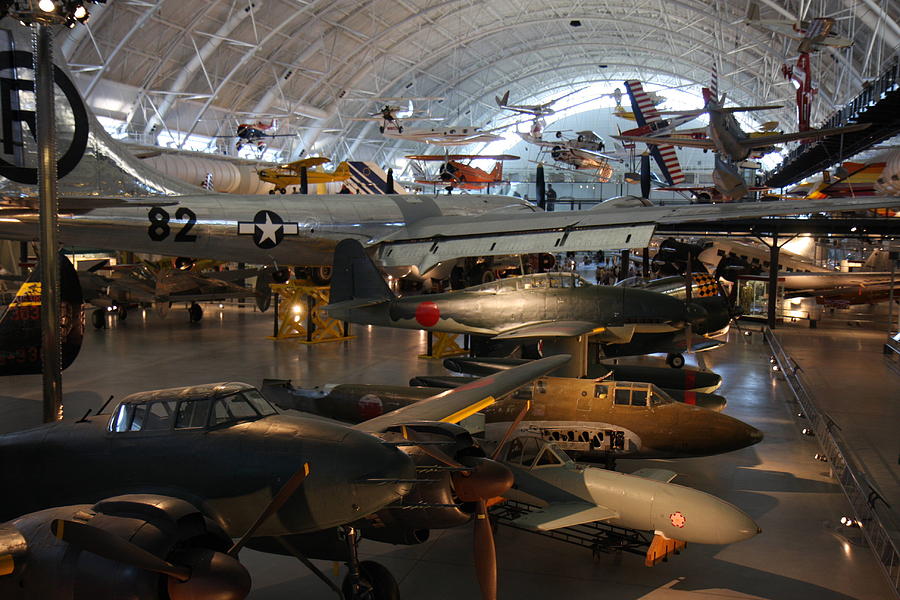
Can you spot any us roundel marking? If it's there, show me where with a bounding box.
[415,301,440,327]
[670,511,686,528]
[0,51,89,184]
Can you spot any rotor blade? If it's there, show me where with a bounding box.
[490,400,531,460]
[51,519,190,582]
[473,500,498,600]
[401,425,467,469]
[228,463,310,556]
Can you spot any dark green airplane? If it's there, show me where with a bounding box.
[262,374,762,464]
[326,239,709,344]
[0,355,568,600]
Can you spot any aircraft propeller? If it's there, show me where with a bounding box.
[50,462,311,600]
[401,400,533,600]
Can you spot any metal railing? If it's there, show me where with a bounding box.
[765,327,900,597]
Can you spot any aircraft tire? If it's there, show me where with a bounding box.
[189,302,204,323]
[311,265,333,285]
[279,188,286,194]
[666,353,685,369]
[91,309,105,329]
[268,189,275,194]
[342,561,400,600]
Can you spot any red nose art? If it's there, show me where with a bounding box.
[415,301,441,327]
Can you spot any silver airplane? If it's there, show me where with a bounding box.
[0,25,896,274]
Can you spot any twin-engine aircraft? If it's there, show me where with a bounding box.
[0,353,568,600]
[0,27,897,278]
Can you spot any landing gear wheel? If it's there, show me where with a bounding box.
[279,187,286,194]
[272,268,291,284]
[268,189,275,195]
[189,303,204,323]
[341,561,399,600]
[379,126,385,133]
[91,309,105,329]
[666,353,685,369]
[117,307,128,320]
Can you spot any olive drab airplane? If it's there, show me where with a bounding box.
[0,352,569,600]
[0,252,83,376]
[263,375,762,462]
[0,26,897,278]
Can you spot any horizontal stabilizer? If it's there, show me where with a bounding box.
[511,502,618,531]
[630,468,678,483]
[493,321,600,339]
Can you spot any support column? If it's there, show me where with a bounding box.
[642,247,650,279]
[34,23,61,422]
[768,233,780,329]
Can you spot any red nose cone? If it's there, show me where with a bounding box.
[415,301,440,327]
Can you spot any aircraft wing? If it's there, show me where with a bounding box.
[612,134,717,150]
[511,502,618,531]
[630,468,678,483]
[493,321,602,339]
[738,123,869,148]
[375,195,900,274]
[2,196,178,216]
[354,354,569,433]
[285,157,331,169]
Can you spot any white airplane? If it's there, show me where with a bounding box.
[495,87,587,117]
[379,123,503,145]
[0,24,897,278]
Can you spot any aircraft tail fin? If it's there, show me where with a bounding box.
[490,161,503,181]
[0,253,84,376]
[328,239,394,306]
[342,161,405,194]
[333,161,352,181]
[496,91,510,107]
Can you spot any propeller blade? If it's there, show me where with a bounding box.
[473,500,498,600]
[490,400,531,460]
[228,462,310,556]
[401,425,467,469]
[51,519,190,582]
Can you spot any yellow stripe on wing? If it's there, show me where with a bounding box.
[440,395,496,424]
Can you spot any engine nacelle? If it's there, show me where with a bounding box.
[1,495,233,600]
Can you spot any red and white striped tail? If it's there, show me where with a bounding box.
[625,80,662,122]
[658,144,685,184]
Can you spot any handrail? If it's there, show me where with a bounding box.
[764,327,900,597]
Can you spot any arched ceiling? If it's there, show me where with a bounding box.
[60,0,899,164]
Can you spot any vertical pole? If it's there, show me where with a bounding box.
[768,233,780,329]
[273,291,279,337]
[35,23,62,423]
[888,250,896,334]
[642,247,650,279]
[306,294,314,342]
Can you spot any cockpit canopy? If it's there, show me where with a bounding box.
[468,272,591,293]
[109,382,277,433]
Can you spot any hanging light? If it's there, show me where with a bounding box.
[38,0,56,12]
[73,4,86,19]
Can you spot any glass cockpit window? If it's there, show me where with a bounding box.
[534,447,563,467]
[142,401,176,430]
[243,389,277,416]
[614,388,631,405]
[175,399,213,429]
[631,389,648,407]
[111,404,135,432]
[506,438,524,464]
[210,392,270,426]
[520,437,541,466]
[594,384,608,399]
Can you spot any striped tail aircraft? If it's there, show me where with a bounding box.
[621,80,689,186]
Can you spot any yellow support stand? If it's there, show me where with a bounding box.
[267,282,354,344]
[418,331,468,359]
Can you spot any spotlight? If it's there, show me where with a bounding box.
[814,453,828,462]
[771,364,780,372]
[840,516,860,528]
[801,428,814,436]
[73,4,86,19]
[38,0,56,12]
[291,304,302,315]
[743,330,752,337]
[218,303,224,309]
[106,306,114,312]
[797,412,805,418]
[769,356,776,364]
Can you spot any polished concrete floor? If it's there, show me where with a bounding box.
[0,304,895,599]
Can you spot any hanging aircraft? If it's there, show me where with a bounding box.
[255,157,350,194]
[0,35,897,283]
[0,355,568,600]
[518,124,622,182]
[346,98,443,133]
[494,87,588,117]
[406,154,518,191]
[214,120,297,154]
[0,253,83,376]
[614,68,870,200]
[613,89,665,121]
[262,374,762,462]
[743,2,853,54]
[380,123,504,145]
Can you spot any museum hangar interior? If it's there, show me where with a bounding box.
[0,1,898,599]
